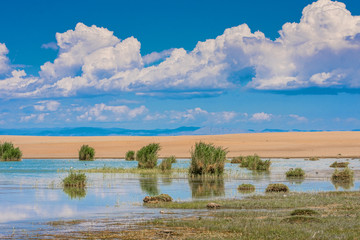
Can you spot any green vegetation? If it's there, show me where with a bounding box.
[230,156,244,164]
[189,142,228,176]
[63,171,87,188]
[78,145,95,161]
[159,156,176,171]
[290,209,319,216]
[331,167,353,182]
[265,183,289,193]
[136,143,161,169]
[76,166,187,174]
[240,154,271,171]
[285,168,305,177]
[0,142,22,161]
[330,161,349,168]
[238,183,255,193]
[143,194,173,203]
[308,157,319,161]
[35,192,360,239]
[125,150,135,161]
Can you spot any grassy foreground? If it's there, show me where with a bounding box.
[37,191,360,239]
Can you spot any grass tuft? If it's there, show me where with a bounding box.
[159,156,176,171]
[331,167,353,182]
[265,183,289,193]
[63,170,87,188]
[281,216,321,224]
[290,209,319,216]
[230,156,244,164]
[189,142,227,176]
[285,168,305,177]
[125,150,135,161]
[137,143,161,169]
[240,154,271,171]
[238,183,255,193]
[78,145,95,161]
[143,194,173,203]
[330,161,349,168]
[0,142,22,161]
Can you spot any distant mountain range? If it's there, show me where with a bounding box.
[0,127,355,136]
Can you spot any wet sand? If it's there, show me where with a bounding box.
[1,131,359,159]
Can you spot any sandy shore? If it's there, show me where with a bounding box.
[1,131,359,159]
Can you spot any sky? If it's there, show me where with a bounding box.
[1,0,360,134]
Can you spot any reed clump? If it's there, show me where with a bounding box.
[285,168,305,177]
[159,156,176,171]
[240,155,271,171]
[330,161,349,168]
[125,150,135,161]
[238,183,255,193]
[331,167,353,182]
[78,145,95,161]
[137,143,161,169]
[265,183,289,193]
[0,142,22,161]
[189,142,227,176]
[290,209,319,216]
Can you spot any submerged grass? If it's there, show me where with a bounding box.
[77,166,187,174]
[285,168,305,177]
[330,161,349,168]
[63,170,87,188]
[240,154,271,171]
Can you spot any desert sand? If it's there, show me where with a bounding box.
[1,131,360,159]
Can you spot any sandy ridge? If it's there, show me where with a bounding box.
[1,131,359,159]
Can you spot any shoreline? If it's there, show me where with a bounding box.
[1,131,360,159]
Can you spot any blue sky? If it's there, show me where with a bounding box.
[1,0,360,134]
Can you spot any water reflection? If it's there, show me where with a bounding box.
[161,174,173,185]
[250,170,271,182]
[63,187,87,199]
[331,179,354,190]
[189,177,225,198]
[286,177,305,185]
[139,174,159,196]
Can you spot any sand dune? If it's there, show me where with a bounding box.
[1,131,360,159]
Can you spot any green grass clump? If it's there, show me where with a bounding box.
[125,150,135,161]
[240,154,271,171]
[330,161,349,168]
[290,209,319,216]
[331,167,353,182]
[63,171,87,188]
[159,156,176,171]
[265,183,289,193]
[0,142,22,161]
[230,156,244,164]
[308,157,319,161]
[281,216,321,224]
[78,145,95,161]
[285,168,305,177]
[238,184,255,193]
[189,142,227,176]
[136,143,161,169]
[143,193,173,203]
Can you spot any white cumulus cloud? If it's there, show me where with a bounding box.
[77,104,147,121]
[250,112,272,121]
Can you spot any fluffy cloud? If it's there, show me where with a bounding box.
[20,113,48,122]
[34,100,60,111]
[250,112,272,122]
[2,0,360,98]
[0,43,10,75]
[77,103,147,121]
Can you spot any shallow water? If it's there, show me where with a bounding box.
[0,158,359,237]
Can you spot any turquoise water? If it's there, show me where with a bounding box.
[0,158,359,237]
